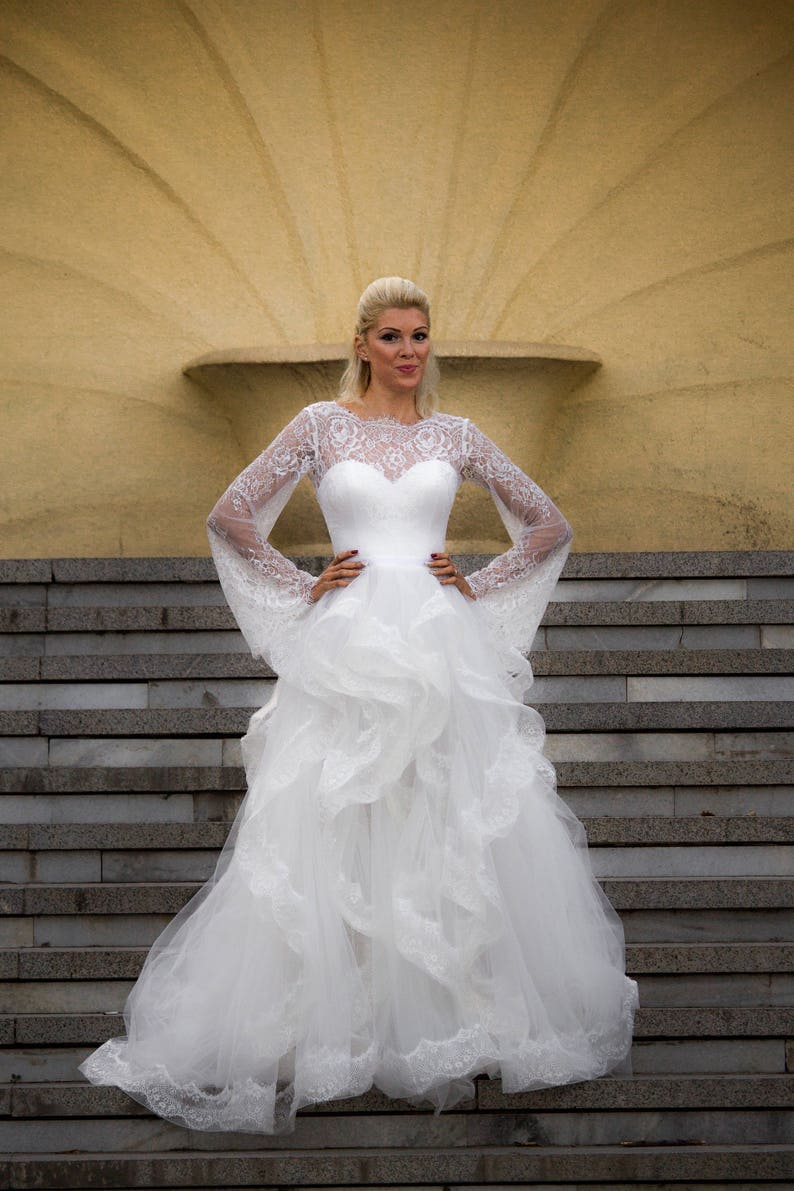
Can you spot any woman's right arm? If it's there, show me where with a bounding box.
[206,407,320,670]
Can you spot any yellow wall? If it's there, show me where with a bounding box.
[1,0,792,557]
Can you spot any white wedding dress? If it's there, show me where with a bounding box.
[79,400,639,1133]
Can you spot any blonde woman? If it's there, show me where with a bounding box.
[80,277,638,1133]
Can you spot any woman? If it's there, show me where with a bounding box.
[79,276,638,1134]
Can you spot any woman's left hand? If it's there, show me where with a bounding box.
[427,552,476,600]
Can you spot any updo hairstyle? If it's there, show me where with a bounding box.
[337,276,440,418]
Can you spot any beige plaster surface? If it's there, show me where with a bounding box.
[0,0,792,557]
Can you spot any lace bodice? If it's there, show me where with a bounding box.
[206,402,573,673]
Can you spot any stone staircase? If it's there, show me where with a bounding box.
[1,549,793,1188]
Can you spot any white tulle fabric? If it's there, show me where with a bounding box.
[79,401,638,1134]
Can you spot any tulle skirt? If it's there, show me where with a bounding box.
[79,556,639,1133]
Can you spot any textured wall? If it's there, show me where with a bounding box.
[1,0,792,557]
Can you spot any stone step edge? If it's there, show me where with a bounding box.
[2,549,792,584]
[3,1007,791,1047]
[3,817,794,850]
[2,760,792,793]
[1,1142,793,1185]
[3,702,792,740]
[3,878,791,915]
[7,597,794,632]
[1,943,792,980]
[4,646,793,682]
[5,1077,794,1125]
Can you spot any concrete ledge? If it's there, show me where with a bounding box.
[29,647,794,682]
[5,1007,792,1047]
[3,943,792,980]
[30,703,793,739]
[5,1074,793,1120]
[4,877,791,917]
[2,1144,792,1186]
[2,818,793,853]
[1,759,791,795]
[1,551,792,583]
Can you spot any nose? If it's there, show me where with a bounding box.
[399,338,417,358]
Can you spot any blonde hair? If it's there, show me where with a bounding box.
[337,276,441,417]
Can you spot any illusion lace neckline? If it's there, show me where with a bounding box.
[334,402,433,429]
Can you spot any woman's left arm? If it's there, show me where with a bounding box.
[460,419,574,653]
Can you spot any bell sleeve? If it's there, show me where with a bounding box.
[206,405,318,673]
[462,419,573,658]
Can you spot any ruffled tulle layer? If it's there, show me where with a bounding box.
[79,559,639,1133]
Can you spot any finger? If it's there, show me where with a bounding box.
[334,549,360,563]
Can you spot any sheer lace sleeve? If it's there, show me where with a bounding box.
[462,419,573,658]
[206,406,318,672]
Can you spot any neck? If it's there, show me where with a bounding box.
[359,384,420,422]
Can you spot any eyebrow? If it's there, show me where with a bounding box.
[378,324,429,332]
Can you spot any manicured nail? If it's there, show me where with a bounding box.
[430,552,437,558]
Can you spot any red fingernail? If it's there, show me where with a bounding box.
[430,552,437,558]
[351,549,358,554]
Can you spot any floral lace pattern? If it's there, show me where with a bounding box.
[206,401,573,672]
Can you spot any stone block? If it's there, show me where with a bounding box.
[590,844,794,879]
[44,629,244,656]
[0,919,33,947]
[674,785,794,817]
[547,625,684,649]
[0,851,101,883]
[637,973,780,1008]
[765,625,794,647]
[21,883,193,914]
[631,1037,784,1074]
[16,948,144,979]
[0,657,39,680]
[0,635,45,657]
[33,915,171,947]
[47,577,221,606]
[716,731,794,760]
[0,739,47,767]
[526,676,626,702]
[0,793,195,825]
[42,653,270,680]
[749,576,794,598]
[628,675,794,701]
[101,850,217,881]
[14,1013,123,1044]
[40,707,251,737]
[682,625,762,648]
[0,980,131,1014]
[562,786,676,816]
[621,908,794,944]
[0,711,38,735]
[547,731,713,762]
[49,737,223,767]
[628,942,794,974]
[477,1072,794,1111]
[147,678,276,708]
[0,682,147,711]
[0,1046,91,1082]
[27,822,228,849]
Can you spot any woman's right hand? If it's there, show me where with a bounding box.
[309,549,364,602]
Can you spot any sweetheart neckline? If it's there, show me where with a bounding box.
[316,457,458,495]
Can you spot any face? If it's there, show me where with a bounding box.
[355,306,430,395]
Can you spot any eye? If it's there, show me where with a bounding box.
[413,332,428,340]
[380,333,397,341]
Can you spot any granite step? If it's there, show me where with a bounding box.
[3,702,794,736]
[4,1103,794,1152]
[2,760,792,792]
[2,943,792,981]
[3,842,793,883]
[3,596,791,633]
[5,646,791,682]
[4,876,791,915]
[3,817,794,850]
[2,1142,793,1187]
[5,1007,793,1048]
